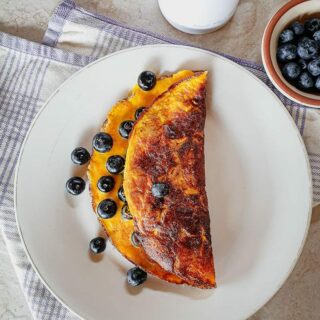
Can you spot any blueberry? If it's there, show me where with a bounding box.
[71,147,90,165]
[106,155,125,174]
[297,38,318,60]
[305,18,320,34]
[314,30,320,43]
[135,107,146,120]
[279,29,294,43]
[308,58,320,76]
[66,177,85,195]
[138,71,156,91]
[127,267,147,286]
[97,199,117,219]
[131,232,140,247]
[118,186,126,202]
[298,59,308,70]
[93,132,113,153]
[89,237,106,254]
[298,71,314,90]
[282,62,301,80]
[290,21,305,36]
[151,183,169,198]
[121,204,133,220]
[119,120,134,139]
[315,77,320,90]
[97,176,115,192]
[277,44,297,62]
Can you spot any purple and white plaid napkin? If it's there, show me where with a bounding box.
[0,0,319,318]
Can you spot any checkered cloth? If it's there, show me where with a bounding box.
[0,0,319,318]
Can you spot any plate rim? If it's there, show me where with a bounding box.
[14,44,313,320]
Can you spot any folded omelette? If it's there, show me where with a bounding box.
[87,70,215,288]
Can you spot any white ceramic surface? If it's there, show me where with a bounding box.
[15,45,312,320]
[158,0,239,34]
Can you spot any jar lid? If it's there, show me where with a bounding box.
[158,0,239,35]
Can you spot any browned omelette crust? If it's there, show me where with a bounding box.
[87,70,198,286]
[124,72,215,288]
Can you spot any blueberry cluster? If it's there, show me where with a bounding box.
[277,18,320,92]
[64,71,161,286]
[66,147,91,195]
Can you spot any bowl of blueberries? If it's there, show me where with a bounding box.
[262,0,320,107]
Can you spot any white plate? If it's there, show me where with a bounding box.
[15,45,312,320]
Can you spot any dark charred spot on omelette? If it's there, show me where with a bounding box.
[163,111,205,140]
[151,196,164,210]
[180,236,202,249]
[134,141,176,177]
[191,81,206,106]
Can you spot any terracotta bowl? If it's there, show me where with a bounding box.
[262,0,320,108]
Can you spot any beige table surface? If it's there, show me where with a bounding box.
[0,0,320,319]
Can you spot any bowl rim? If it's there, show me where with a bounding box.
[262,0,320,108]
